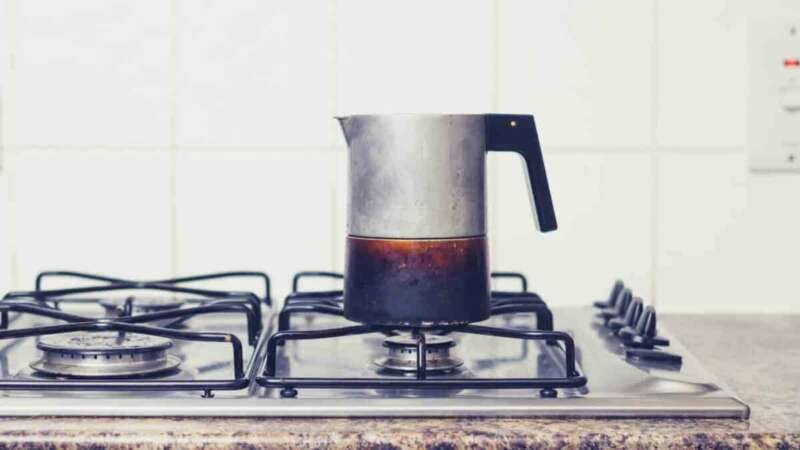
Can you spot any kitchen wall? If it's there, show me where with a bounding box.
[0,0,797,313]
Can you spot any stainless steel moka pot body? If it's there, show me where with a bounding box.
[338,114,557,327]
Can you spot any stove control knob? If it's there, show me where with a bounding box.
[625,347,683,366]
[597,288,631,322]
[593,280,624,308]
[623,306,682,367]
[624,306,670,348]
[608,297,642,332]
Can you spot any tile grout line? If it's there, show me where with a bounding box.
[168,0,179,278]
[0,145,748,153]
[330,0,341,274]
[649,0,660,308]
[489,0,501,270]
[0,0,4,174]
[4,0,19,289]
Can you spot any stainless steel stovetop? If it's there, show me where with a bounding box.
[0,272,749,418]
[245,306,748,418]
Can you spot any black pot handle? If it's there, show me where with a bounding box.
[485,114,557,232]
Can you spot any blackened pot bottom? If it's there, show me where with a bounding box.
[344,236,490,327]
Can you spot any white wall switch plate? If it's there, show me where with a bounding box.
[748,18,800,172]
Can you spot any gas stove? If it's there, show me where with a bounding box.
[0,270,749,418]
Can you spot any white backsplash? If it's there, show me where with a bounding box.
[497,0,655,148]
[656,0,749,147]
[9,149,173,282]
[174,149,339,298]
[175,0,337,149]
[12,0,172,148]
[492,152,655,307]
[0,0,797,313]
[337,0,494,115]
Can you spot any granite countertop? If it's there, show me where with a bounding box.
[0,314,797,449]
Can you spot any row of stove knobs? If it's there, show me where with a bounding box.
[594,281,683,366]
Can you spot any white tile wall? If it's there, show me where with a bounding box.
[13,0,172,148]
[657,152,800,313]
[13,0,170,148]
[0,169,11,290]
[0,0,8,90]
[332,150,347,272]
[491,152,654,306]
[656,0,749,147]
[0,1,796,311]
[0,0,9,291]
[12,149,172,285]
[497,0,655,148]
[337,0,494,116]
[175,150,338,298]
[176,0,336,149]
[0,0,14,156]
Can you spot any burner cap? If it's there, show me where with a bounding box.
[31,332,181,378]
[374,334,463,374]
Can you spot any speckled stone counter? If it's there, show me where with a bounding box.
[0,314,797,449]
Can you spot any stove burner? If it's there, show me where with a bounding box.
[100,296,186,315]
[374,334,463,374]
[100,297,186,327]
[30,332,181,378]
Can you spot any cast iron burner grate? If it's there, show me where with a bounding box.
[0,270,271,395]
[257,271,587,398]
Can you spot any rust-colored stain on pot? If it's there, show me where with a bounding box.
[344,236,490,327]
